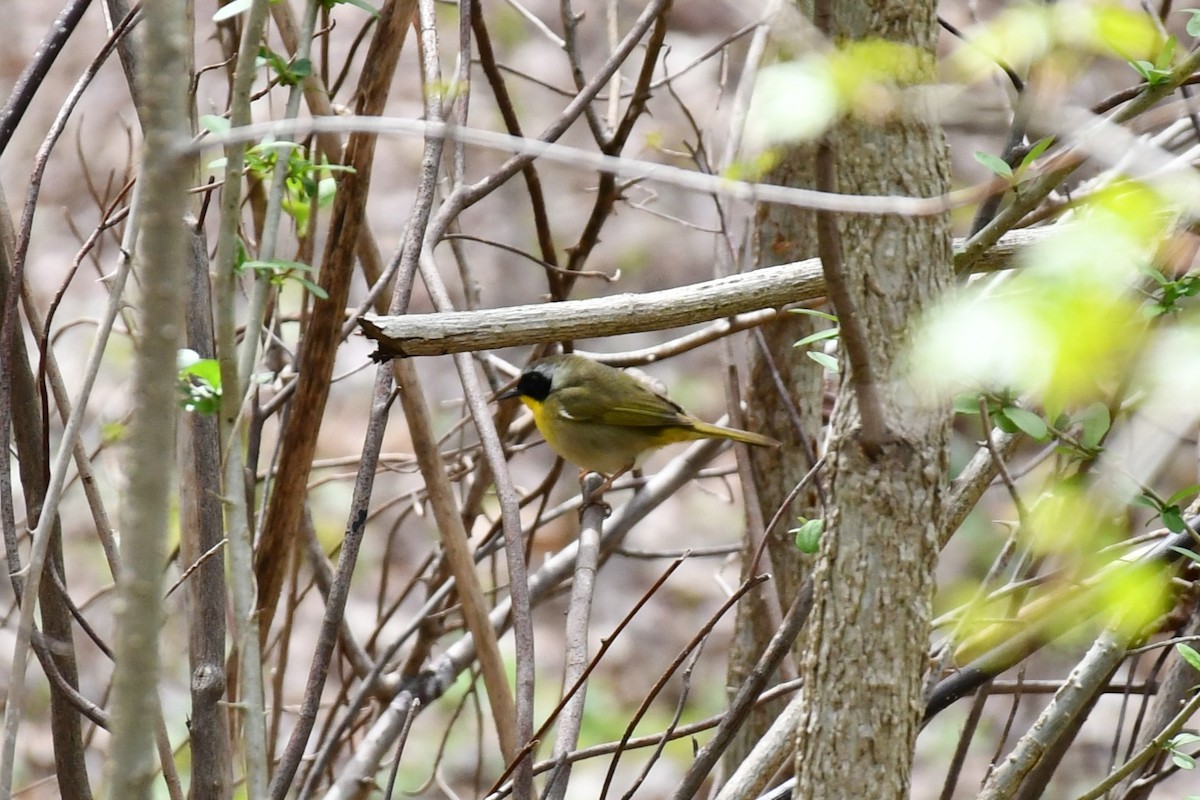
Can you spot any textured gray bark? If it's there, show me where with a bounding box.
[180,228,233,800]
[791,0,953,796]
[105,0,191,793]
[726,146,826,770]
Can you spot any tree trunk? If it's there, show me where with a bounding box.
[725,145,826,771]
[792,0,953,796]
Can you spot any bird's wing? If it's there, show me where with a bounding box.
[555,383,689,428]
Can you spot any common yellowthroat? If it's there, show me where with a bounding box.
[499,354,778,476]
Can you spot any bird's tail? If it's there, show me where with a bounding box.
[689,420,779,448]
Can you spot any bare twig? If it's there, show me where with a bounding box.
[669,577,816,800]
[600,573,769,800]
[0,0,96,155]
[0,177,142,799]
[267,368,394,798]
[538,475,604,800]
[360,227,1040,357]
[813,135,888,453]
[208,0,276,793]
[196,114,978,216]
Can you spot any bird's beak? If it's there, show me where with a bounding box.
[498,386,520,401]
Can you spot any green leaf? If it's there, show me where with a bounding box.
[179,359,222,390]
[101,420,127,445]
[792,518,824,554]
[316,176,338,207]
[295,277,329,300]
[1143,264,1170,286]
[953,393,984,415]
[1170,751,1196,770]
[993,409,1019,434]
[200,115,231,135]
[1076,402,1111,449]
[338,0,380,14]
[1177,642,1200,673]
[794,327,840,348]
[177,356,223,415]
[1018,136,1055,173]
[1156,36,1177,71]
[807,350,839,373]
[1162,505,1186,533]
[1002,406,1048,440]
[1169,545,1200,565]
[1130,60,1152,80]
[1166,483,1200,507]
[1130,58,1171,85]
[213,0,254,22]
[1184,9,1200,37]
[787,308,838,323]
[1132,492,1163,511]
[974,151,1013,179]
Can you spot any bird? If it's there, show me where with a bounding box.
[499,354,778,487]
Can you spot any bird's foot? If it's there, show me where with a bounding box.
[579,469,626,518]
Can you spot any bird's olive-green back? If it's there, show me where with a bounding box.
[543,355,694,429]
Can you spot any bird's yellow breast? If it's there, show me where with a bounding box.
[520,395,667,474]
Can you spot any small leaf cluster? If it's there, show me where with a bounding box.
[1134,485,1200,534]
[237,246,329,300]
[973,136,1054,189]
[202,116,351,233]
[1143,265,1200,316]
[177,350,222,415]
[257,46,311,87]
[954,395,1111,456]
[1162,641,1200,777]
[791,308,839,374]
[955,393,1050,440]
[1129,35,1178,86]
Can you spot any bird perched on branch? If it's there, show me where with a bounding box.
[500,355,778,491]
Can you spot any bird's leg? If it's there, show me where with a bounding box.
[579,466,631,515]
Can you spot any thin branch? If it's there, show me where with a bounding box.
[542,474,604,800]
[195,114,978,216]
[267,367,393,799]
[668,577,816,800]
[253,0,415,647]
[0,0,96,155]
[0,176,142,798]
[941,425,1021,547]
[600,573,769,800]
[209,0,276,793]
[813,135,888,452]
[105,0,192,789]
[977,623,1139,799]
[322,437,735,793]
[361,227,1040,357]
